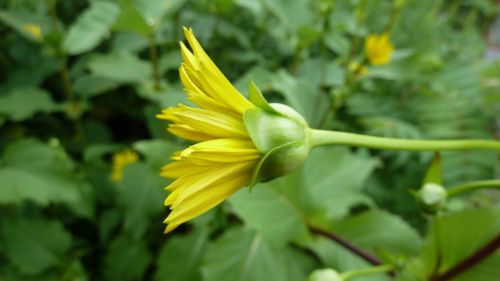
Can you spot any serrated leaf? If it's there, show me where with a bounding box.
[88,51,152,83]
[1,218,72,275]
[63,1,120,55]
[0,139,80,206]
[230,177,310,247]
[103,234,152,281]
[305,147,377,220]
[117,162,165,238]
[154,228,209,281]
[332,210,422,256]
[418,207,500,280]
[201,227,287,281]
[0,87,58,121]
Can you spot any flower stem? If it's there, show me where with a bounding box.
[149,36,162,91]
[310,129,500,151]
[340,264,395,280]
[447,180,500,198]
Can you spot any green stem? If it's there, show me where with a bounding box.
[340,264,394,280]
[447,180,500,198]
[149,36,162,91]
[309,129,500,151]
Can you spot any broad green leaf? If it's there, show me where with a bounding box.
[0,139,80,206]
[1,218,72,275]
[117,162,165,238]
[201,227,287,281]
[154,228,209,281]
[113,0,151,38]
[133,139,182,170]
[332,210,422,256]
[134,0,187,27]
[63,1,120,55]
[304,147,377,221]
[74,74,119,98]
[0,87,58,121]
[229,176,310,247]
[88,51,152,83]
[418,207,500,280]
[103,234,152,281]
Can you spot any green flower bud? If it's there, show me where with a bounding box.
[308,268,343,281]
[244,82,310,184]
[417,182,447,214]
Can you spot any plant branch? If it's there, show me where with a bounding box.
[430,234,500,281]
[447,180,500,197]
[309,226,382,266]
[310,129,500,151]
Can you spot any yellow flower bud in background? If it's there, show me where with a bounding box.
[22,23,43,40]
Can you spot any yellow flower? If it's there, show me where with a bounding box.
[157,27,261,233]
[364,33,394,65]
[22,23,43,40]
[111,149,139,182]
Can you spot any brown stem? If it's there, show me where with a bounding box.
[309,226,383,266]
[430,234,500,281]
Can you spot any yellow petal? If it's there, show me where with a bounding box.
[164,172,251,233]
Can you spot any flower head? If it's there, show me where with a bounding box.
[157,28,262,233]
[158,28,311,233]
[111,149,139,182]
[364,33,394,65]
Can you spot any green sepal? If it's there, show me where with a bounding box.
[248,81,277,113]
[249,141,308,189]
[423,153,443,185]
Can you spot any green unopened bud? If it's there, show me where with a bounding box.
[244,82,310,184]
[308,268,343,281]
[417,182,447,214]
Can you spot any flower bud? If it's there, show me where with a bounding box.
[308,268,343,281]
[243,83,310,184]
[417,182,447,214]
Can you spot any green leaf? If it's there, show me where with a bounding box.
[332,210,423,256]
[1,218,72,275]
[0,87,58,121]
[88,51,152,83]
[74,74,119,98]
[154,228,209,281]
[423,153,442,185]
[0,139,80,206]
[117,162,165,238]
[63,1,120,55]
[113,0,151,38]
[134,0,188,26]
[417,207,500,280]
[230,177,310,247]
[304,147,377,221]
[248,81,276,112]
[201,227,288,281]
[308,237,389,281]
[133,139,183,171]
[103,234,152,281]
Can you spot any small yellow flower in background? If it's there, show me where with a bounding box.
[111,149,139,182]
[348,61,368,76]
[364,33,394,65]
[22,23,43,40]
[157,27,261,233]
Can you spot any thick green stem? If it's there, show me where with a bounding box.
[340,264,395,280]
[447,180,500,197]
[310,129,500,151]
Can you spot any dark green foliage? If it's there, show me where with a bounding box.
[0,0,499,280]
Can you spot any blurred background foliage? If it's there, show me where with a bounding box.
[0,0,499,280]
